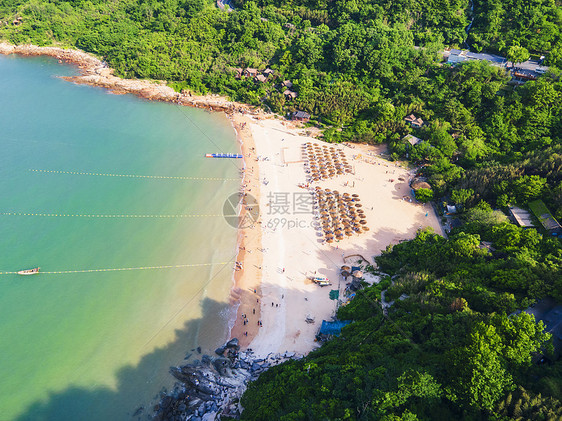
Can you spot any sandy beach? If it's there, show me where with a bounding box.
[230,117,444,358]
[0,41,444,360]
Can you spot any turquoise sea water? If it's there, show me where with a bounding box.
[0,55,240,420]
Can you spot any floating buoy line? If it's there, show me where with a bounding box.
[1,212,224,218]
[0,167,239,275]
[0,261,232,275]
[29,169,239,181]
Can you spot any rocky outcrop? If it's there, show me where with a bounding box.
[153,339,303,420]
[0,42,259,115]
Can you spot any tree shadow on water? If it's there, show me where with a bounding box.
[16,298,229,421]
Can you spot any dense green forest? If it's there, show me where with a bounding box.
[241,223,562,419]
[1,0,562,418]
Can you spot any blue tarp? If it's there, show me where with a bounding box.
[320,320,352,336]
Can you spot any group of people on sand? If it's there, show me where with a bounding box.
[240,305,261,338]
[235,261,243,271]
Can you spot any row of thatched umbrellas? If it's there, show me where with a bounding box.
[313,187,369,242]
[303,142,352,182]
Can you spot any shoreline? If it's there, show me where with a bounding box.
[0,40,268,348]
[0,41,445,361]
[0,42,258,114]
[228,113,263,348]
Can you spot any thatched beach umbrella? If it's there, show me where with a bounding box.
[360,220,367,225]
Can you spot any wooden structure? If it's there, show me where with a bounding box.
[292,111,310,122]
[243,68,258,78]
[283,89,298,100]
[403,134,421,146]
[404,114,424,128]
[508,206,536,228]
[282,80,293,89]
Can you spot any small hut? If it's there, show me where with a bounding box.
[292,111,310,122]
[243,68,258,78]
[282,80,293,89]
[283,89,298,100]
[404,114,424,128]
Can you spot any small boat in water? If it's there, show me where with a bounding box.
[205,153,243,158]
[17,267,40,275]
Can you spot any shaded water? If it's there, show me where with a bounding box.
[0,55,240,420]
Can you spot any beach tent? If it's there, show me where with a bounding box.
[319,320,351,336]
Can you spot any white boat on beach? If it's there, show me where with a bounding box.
[17,267,40,275]
[308,275,332,287]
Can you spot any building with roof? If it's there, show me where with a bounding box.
[283,89,298,100]
[243,68,258,78]
[508,206,536,228]
[404,114,424,128]
[255,74,267,83]
[528,200,562,235]
[446,49,507,66]
[282,80,293,89]
[445,49,548,80]
[447,49,467,64]
[292,111,310,122]
[403,134,422,146]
